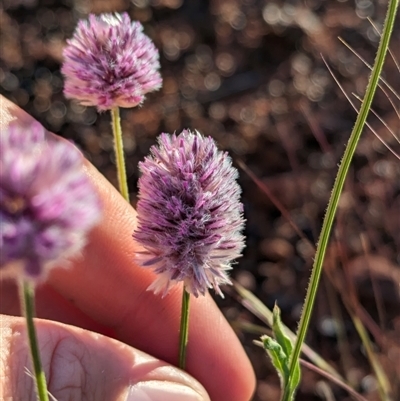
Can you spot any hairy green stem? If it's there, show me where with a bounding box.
[284,0,399,399]
[20,281,50,401]
[179,288,191,370]
[110,107,129,202]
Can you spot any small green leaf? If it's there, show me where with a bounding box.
[261,335,289,381]
[264,304,302,401]
[289,360,301,394]
[272,304,293,358]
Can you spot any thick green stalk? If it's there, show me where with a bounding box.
[284,0,399,399]
[20,281,50,401]
[179,288,191,370]
[110,107,129,202]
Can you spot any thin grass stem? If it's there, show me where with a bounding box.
[285,0,399,398]
[20,281,50,401]
[338,37,400,101]
[179,288,191,370]
[323,59,400,160]
[351,92,400,144]
[367,17,400,73]
[110,107,129,202]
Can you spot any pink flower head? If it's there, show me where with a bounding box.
[0,121,101,282]
[133,130,245,297]
[62,13,162,111]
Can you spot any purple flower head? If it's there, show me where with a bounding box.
[133,130,245,297]
[0,121,101,282]
[62,13,162,111]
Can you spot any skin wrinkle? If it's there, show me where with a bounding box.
[8,327,69,401]
[8,319,114,401]
[3,317,208,401]
[46,333,57,395]
[48,336,84,399]
[6,322,34,400]
[0,323,14,399]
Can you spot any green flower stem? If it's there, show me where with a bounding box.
[284,0,399,399]
[110,107,129,202]
[20,281,50,401]
[179,288,191,370]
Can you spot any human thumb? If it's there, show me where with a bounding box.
[0,314,210,401]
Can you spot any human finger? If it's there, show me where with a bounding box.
[1,95,256,401]
[0,280,111,335]
[1,314,210,401]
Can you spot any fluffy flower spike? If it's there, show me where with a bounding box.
[62,13,162,111]
[133,130,245,297]
[0,121,101,282]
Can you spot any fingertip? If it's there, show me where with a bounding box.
[187,295,256,401]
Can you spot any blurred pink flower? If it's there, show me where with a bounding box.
[0,121,101,282]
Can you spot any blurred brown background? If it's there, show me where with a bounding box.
[1,0,399,400]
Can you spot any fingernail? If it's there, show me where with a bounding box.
[126,380,206,401]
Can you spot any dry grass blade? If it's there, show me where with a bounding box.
[351,92,400,144]
[322,55,400,161]
[236,159,314,249]
[337,36,400,120]
[329,237,397,401]
[233,281,344,381]
[299,360,369,401]
[352,315,393,401]
[323,277,355,386]
[233,320,272,336]
[337,37,400,102]
[299,101,333,154]
[367,17,400,73]
[252,340,368,401]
